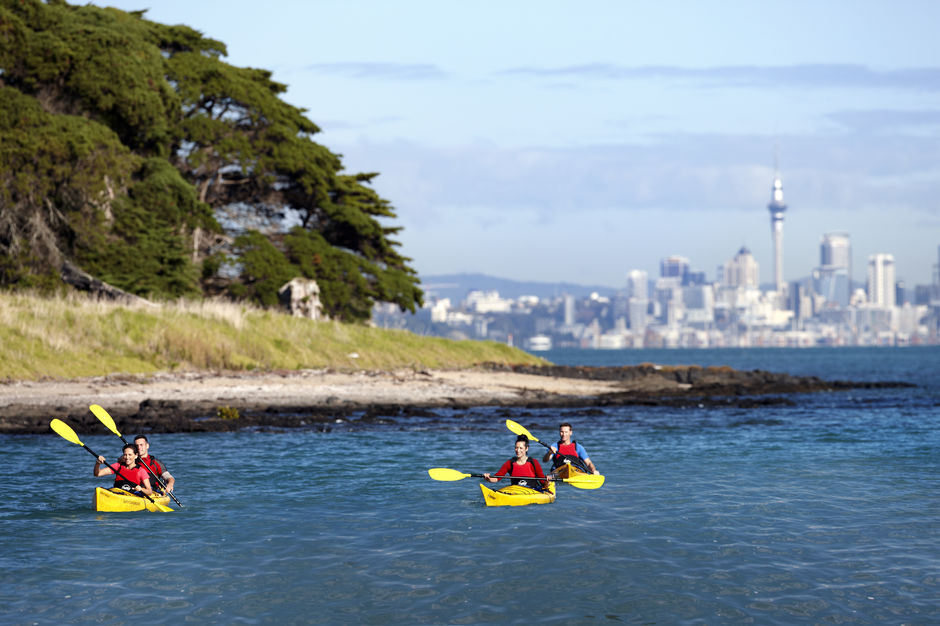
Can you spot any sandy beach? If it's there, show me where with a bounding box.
[0,367,627,413]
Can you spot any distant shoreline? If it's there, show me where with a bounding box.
[0,364,909,434]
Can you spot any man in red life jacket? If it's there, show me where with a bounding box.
[543,422,600,475]
[134,435,175,494]
[483,435,550,491]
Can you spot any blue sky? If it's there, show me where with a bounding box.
[100,1,940,288]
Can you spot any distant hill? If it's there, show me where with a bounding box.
[420,273,620,302]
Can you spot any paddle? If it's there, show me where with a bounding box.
[427,467,602,490]
[505,419,552,450]
[505,419,606,487]
[49,418,174,512]
[89,404,183,507]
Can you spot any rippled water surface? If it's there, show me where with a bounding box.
[1,347,938,624]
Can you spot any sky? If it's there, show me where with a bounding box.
[99,0,940,289]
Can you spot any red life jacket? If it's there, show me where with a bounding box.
[553,440,589,472]
[139,456,166,492]
[508,457,538,478]
[557,440,579,457]
[504,457,548,491]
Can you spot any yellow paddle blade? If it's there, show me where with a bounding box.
[154,501,175,513]
[505,419,539,443]
[89,404,121,437]
[50,418,83,446]
[428,467,471,481]
[563,473,606,490]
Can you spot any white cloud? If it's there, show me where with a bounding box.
[498,64,940,91]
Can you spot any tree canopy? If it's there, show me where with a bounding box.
[0,0,422,320]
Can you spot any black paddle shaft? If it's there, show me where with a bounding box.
[474,473,555,483]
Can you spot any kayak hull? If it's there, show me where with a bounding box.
[552,462,589,481]
[94,487,172,512]
[480,481,556,507]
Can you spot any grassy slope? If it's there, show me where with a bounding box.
[0,293,547,381]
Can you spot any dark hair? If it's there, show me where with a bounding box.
[121,443,138,466]
[559,422,573,430]
[134,435,149,443]
[515,434,529,447]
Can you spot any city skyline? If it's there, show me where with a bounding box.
[102,1,940,287]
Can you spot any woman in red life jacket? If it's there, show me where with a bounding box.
[542,422,600,475]
[93,443,155,496]
[483,435,550,491]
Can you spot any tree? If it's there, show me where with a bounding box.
[0,0,422,319]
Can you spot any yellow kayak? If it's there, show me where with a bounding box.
[93,487,173,512]
[479,480,556,507]
[551,461,590,481]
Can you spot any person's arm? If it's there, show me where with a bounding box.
[94,457,115,477]
[542,446,556,463]
[484,460,511,483]
[152,458,174,492]
[576,443,600,474]
[137,476,154,496]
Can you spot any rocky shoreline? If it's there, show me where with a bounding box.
[0,363,910,434]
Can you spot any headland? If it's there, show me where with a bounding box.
[0,363,907,434]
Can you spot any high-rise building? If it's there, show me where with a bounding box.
[626,270,649,300]
[660,256,690,284]
[767,173,787,293]
[867,253,896,308]
[935,245,940,287]
[815,232,852,308]
[626,269,650,331]
[563,294,575,326]
[723,246,759,289]
[820,232,851,270]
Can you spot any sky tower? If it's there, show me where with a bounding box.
[767,171,787,293]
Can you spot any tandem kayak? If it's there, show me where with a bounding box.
[479,480,556,507]
[94,487,173,512]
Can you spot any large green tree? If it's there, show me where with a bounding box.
[0,0,422,320]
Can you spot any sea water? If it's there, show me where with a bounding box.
[0,347,937,624]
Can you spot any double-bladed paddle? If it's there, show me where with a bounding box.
[504,419,606,488]
[50,418,174,512]
[89,404,183,507]
[427,467,602,490]
[505,419,552,450]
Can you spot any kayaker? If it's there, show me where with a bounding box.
[542,422,600,475]
[134,434,175,494]
[94,443,155,496]
[484,435,550,491]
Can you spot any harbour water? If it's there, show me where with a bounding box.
[1,347,938,624]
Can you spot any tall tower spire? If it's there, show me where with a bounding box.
[767,167,787,293]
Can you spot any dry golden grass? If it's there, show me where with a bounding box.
[0,292,546,381]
